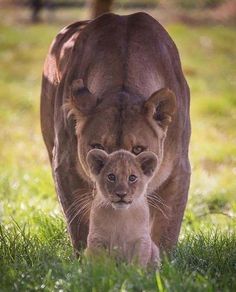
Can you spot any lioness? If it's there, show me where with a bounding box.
[86,149,160,267]
[40,12,191,253]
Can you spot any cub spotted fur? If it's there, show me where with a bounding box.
[86,149,160,267]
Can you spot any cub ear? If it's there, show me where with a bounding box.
[70,79,97,115]
[86,149,108,176]
[136,151,158,177]
[144,88,176,129]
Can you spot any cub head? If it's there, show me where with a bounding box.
[86,149,159,210]
[66,78,176,182]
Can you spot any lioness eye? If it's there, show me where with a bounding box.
[91,143,104,150]
[132,146,145,155]
[129,175,137,183]
[107,173,116,182]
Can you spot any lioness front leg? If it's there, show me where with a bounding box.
[150,165,191,252]
[53,132,90,253]
[53,164,90,253]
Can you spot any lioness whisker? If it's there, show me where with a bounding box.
[67,196,90,211]
[147,199,169,219]
[71,191,93,200]
[148,193,168,205]
[67,199,92,217]
[68,200,92,226]
[67,192,93,214]
[148,192,168,204]
[72,188,93,196]
[76,203,92,227]
[66,193,93,216]
[149,203,168,219]
[147,194,170,209]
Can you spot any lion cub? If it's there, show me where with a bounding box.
[86,149,160,267]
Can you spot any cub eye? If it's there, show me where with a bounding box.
[129,175,137,183]
[132,146,145,155]
[91,143,104,150]
[107,173,116,182]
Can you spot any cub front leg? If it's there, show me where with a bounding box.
[150,241,160,268]
[133,237,152,267]
[86,234,106,257]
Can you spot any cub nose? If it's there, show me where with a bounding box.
[116,191,127,199]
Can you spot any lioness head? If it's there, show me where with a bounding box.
[87,149,158,210]
[67,79,176,182]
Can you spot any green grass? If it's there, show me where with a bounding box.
[0,7,236,291]
[1,220,236,291]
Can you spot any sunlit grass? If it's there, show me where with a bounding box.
[1,220,235,291]
[0,8,235,291]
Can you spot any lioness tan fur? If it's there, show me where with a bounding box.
[86,149,160,267]
[40,12,191,253]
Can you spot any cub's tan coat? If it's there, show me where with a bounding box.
[86,149,159,267]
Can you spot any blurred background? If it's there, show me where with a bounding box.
[0,0,235,233]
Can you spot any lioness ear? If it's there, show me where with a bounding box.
[70,79,97,115]
[144,88,176,128]
[86,149,108,176]
[136,151,158,177]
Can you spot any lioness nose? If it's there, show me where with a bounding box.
[116,191,127,199]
